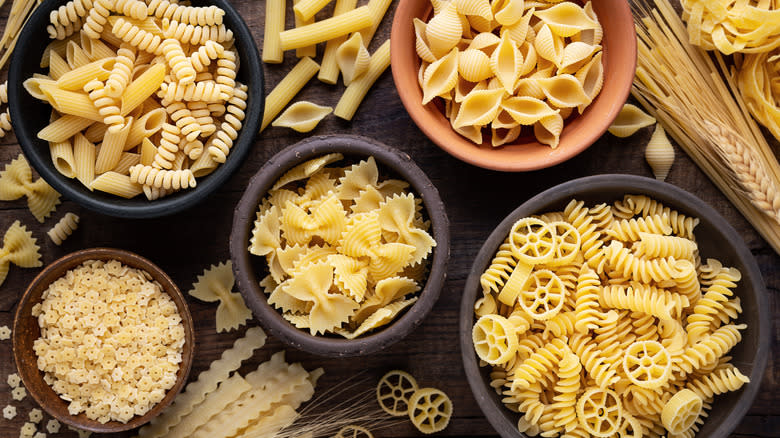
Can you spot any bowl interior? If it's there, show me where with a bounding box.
[459,175,770,438]
[13,248,195,433]
[7,0,264,218]
[390,0,637,171]
[231,134,450,357]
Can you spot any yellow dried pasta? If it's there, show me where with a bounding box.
[0,154,61,222]
[188,260,252,333]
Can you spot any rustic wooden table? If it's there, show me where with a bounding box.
[0,0,777,437]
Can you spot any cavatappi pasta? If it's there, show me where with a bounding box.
[416,0,604,148]
[249,153,435,338]
[473,196,750,438]
[25,0,246,200]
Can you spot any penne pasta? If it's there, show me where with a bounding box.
[293,0,317,58]
[23,77,58,101]
[49,140,76,179]
[41,38,70,68]
[358,0,394,47]
[42,86,103,121]
[139,138,157,166]
[90,171,144,198]
[66,40,91,69]
[37,115,94,143]
[120,63,166,115]
[56,58,116,90]
[113,152,141,175]
[73,133,96,189]
[261,56,321,131]
[293,0,332,21]
[318,0,358,84]
[262,0,286,64]
[334,39,390,120]
[95,117,133,174]
[279,6,373,51]
[84,122,109,143]
[48,51,70,80]
[124,107,166,150]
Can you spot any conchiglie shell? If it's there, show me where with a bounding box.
[645,124,674,181]
[533,2,599,38]
[490,34,522,93]
[454,0,493,21]
[336,33,371,85]
[575,51,603,113]
[515,78,546,100]
[455,77,487,102]
[534,23,564,67]
[431,0,448,15]
[608,104,657,137]
[468,14,499,33]
[459,14,474,39]
[272,101,333,133]
[501,7,534,44]
[559,42,599,74]
[422,48,459,105]
[458,49,493,82]
[454,88,505,128]
[502,96,559,125]
[536,74,591,108]
[571,1,603,45]
[426,2,464,58]
[487,76,503,90]
[492,0,525,26]
[414,18,437,63]
[469,31,501,54]
[517,41,537,76]
[557,106,573,120]
[455,124,484,144]
[534,112,564,148]
[492,125,523,147]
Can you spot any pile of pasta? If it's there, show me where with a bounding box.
[681,0,780,55]
[473,195,750,438]
[259,0,393,132]
[25,0,246,200]
[249,153,436,338]
[415,0,604,148]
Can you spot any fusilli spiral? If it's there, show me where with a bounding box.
[208,83,247,163]
[128,164,196,190]
[189,40,223,71]
[0,109,11,138]
[511,338,567,390]
[47,213,79,245]
[105,43,136,98]
[162,19,234,45]
[161,38,196,84]
[215,49,237,97]
[83,79,125,130]
[112,0,149,20]
[607,214,672,241]
[111,17,164,54]
[48,0,92,40]
[674,324,745,375]
[165,101,201,141]
[82,0,112,39]
[158,79,227,103]
[147,0,224,26]
[685,366,749,401]
[602,240,683,284]
[480,238,517,295]
[617,195,700,239]
[599,284,690,321]
[152,123,181,169]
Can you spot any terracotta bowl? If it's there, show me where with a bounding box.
[391,1,637,171]
[459,175,770,437]
[7,0,263,218]
[230,134,450,357]
[13,248,196,433]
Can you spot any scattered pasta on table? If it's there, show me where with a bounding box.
[473,195,750,438]
[375,369,452,434]
[187,260,252,333]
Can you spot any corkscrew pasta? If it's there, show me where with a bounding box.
[249,154,435,338]
[28,0,244,200]
[474,195,750,437]
[47,212,80,245]
[415,0,604,148]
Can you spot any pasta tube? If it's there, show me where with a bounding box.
[318,0,358,84]
[262,0,286,63]
[278,6,372,51]
[261,56,320,131]
[334,39,390,120]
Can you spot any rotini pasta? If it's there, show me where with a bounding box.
[128,164,196,190]
[47,212,80,245]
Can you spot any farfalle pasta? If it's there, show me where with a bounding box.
[416,0,604,148]
[249,154,435,338]
[473,195,750,437]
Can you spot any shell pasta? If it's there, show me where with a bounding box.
[27,1,245,200]
[474,195,750,438]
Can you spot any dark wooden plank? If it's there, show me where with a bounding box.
[0,0,778,437]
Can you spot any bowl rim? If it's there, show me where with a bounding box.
[230,134,451,357]
[12,247,196,433]
[458,174,771,438]
[7,0,264,218]
[390,0,637,172]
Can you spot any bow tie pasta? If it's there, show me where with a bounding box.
[250,154,435,338]
[473,195,750,438]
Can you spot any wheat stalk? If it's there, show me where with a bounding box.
[702,121,780,223]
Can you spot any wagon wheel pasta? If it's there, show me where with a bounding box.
[408,388,453,434]
[415,0,604,148]
[473,195,751,437]
[27,1,245,200]
[376,370,419,416]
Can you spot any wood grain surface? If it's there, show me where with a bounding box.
[0,0,777,437]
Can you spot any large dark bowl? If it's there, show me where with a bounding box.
[8,0,263,218]
[13,248,196,433]
[459,175,770,437]
[230,135,450,357]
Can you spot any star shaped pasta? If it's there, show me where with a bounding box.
[280,263,358,335]
[0,154,60,223]
[188,261,252,333]
[0,220,42,287]
[339,212,416,282]
[378,193,436,265]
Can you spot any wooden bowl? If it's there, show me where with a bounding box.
[390,0,637,172]
[459,175,771,437]
[12,248,195,433]
[7,0,264,218]
[230,134,450,357]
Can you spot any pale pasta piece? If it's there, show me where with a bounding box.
[534,23,564,67]
[262,56,320,131]
[490,33,520,93]
[501,96,559,125]
[278,6,373,51]
[0,154,61,222]
[608,103,657,137]
[272,101,332,133]
[292,0,318,58]
[492,0,524,26]
[0,220,42,287]
[533,1,599,38]
[341,297,418,339]
[273,152,343,189]
[189,260,252,332]
[37,115,94,143]
[262,0,285,63]
[90,171,143,198]
[47,212,80,245]
[408,388,453,434]
[414,18,437,63]
[574,51,603,113]
[421,48,459,105]
[334,39,391,121]
[559,41,599,74]
[358,0,394,46]
[73,133,96,189]
[645,124,675,181]
[336,33,371,86]
[50,140,77,178]
[458,49,492,82]
[425,2,462,58]
[453,88,504,128]
[318,0,359,84]
[536,74,591,109]
[293,0,331,21]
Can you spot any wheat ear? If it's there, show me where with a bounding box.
[703,120,780,224]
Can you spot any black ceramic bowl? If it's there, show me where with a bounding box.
[230,135,450,357]
[459,175,770,438]
[8,0,263,218]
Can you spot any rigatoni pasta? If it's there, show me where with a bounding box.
[26,1,247,200]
